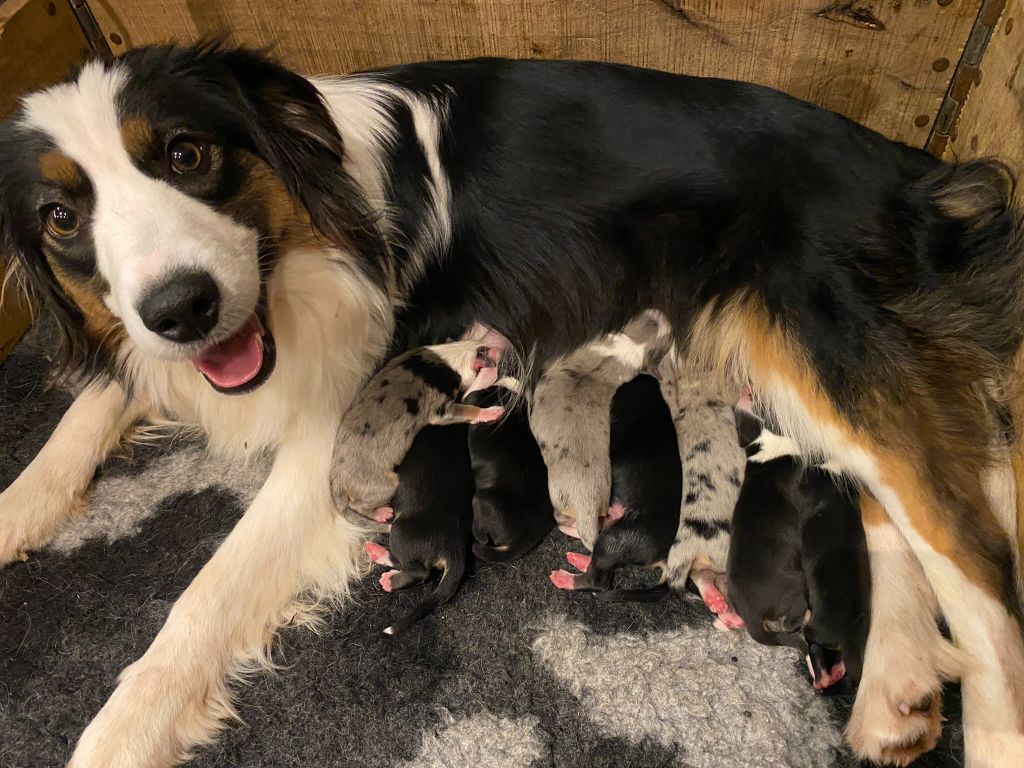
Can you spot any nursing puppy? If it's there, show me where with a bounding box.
[331,340,502,523]
[658,362,746,628]
[728,411,870,690]
[466,384,554,563]
[530,310,671,549]
[550,373,681,598]
[364,422,475,636]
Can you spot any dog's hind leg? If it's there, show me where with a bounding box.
[869,465,1024,767]
[69,426,367,768]
[0,380,146,565]
[846,493,965,766]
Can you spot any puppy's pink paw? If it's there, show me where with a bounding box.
[371,505,394,523]
[364,541,393,566]
[472,406,505,423]
[550,569,578,590]
[716,609,745,630]
[380,569,399,592]
[605,502,625,525]
[566,552,591,572]
[701,583,729,615]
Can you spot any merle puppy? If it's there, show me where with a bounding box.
[466,385,554,563]
[550,373,682,599]
[332,339,502,524]
[727,410,870,690]
[364,422,475,636]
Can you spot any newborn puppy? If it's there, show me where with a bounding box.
[727,410,871,691]
[331,339,503,523]
[364,422,475,636]
[658,361,746,628]
[530,310,672,549]
[466,384,554,562]
[800,466,870,689]
[550,373,681,599]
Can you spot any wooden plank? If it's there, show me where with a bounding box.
[945,0,1024,185]
[0,0,90,362]
[92,0,980,146]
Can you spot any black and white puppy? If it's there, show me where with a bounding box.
[727,410,870,690]
[465,385,554,563]
[364,422,475,636]
[550,373,681,598]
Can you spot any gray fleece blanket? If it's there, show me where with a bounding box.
[0,324,964,767]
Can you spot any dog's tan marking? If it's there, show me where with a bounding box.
[118,115,154,161]
[697,295,1013,602]
[48,262,124,347]
[39,150,84,189]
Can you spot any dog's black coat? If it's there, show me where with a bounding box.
[572,374,681,598]
[727,412,870,688]
[465,387,554,563]
[381,423,475,636]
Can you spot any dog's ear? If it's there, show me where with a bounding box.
[0,122,101,380]
[927,159,1015,230]
[195,44,386,277]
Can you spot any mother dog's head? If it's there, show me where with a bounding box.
[0,42,381,392]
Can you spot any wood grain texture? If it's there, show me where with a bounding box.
[90,0,982,145]
[945,0,1023,184]
[0,0,89,362]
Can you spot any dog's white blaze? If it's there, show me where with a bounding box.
[21,62,261,360]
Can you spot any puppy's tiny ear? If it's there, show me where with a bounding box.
[929,159,1015,229]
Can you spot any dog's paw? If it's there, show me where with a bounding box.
[69,655,225,768]
[846,674,943,766]
[0,477,73,566]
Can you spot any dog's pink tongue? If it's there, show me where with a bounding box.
[192,317,264,389]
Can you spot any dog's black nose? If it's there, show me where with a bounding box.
[138,271,220,343]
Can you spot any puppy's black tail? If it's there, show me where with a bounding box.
[383,555,466,637]
[594,585,669,603]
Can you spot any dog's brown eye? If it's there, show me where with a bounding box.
[44,204,80,238]
[168,138,205,174]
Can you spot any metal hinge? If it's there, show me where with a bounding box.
[66,0,112,62]
[925,0,1007,157]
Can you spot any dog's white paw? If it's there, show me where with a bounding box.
[0,474,78,565]
[69,658,222,768]
[846,671,943,766]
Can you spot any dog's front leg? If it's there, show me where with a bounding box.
[68,426,367,768]
[0,380,145,564]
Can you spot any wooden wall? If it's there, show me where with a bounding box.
[92,0,981,145]
[945,0,1023,184]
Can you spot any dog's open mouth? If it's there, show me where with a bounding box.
[191,310,277,395]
